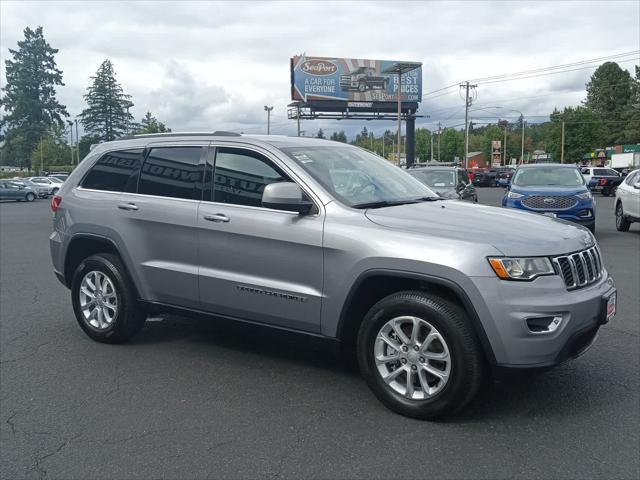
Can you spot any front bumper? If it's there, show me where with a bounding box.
[502,198,595,226]
[470,272,615,368]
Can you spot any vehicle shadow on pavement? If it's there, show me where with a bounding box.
[133,314,360,377]
[449,362,630,423]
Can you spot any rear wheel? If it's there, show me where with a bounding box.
[71,253,146,343]
[357,291,484,419]
[616,202,631,232]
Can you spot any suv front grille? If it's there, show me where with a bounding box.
[521,195,578,210]
[553,246,602,290]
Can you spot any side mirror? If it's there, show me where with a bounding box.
[262,182,314,215]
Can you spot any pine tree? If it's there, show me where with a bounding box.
[134,111,171,134]
[80,60,134,141]
[1,26,68,169]
[316,128,325,139]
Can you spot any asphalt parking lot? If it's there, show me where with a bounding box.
[1,189,639,480]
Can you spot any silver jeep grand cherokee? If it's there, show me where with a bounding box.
[50,132,617,419]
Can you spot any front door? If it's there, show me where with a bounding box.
[197,145,324,333]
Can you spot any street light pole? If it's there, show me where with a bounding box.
[397,71,402,166]
[264,105,273,135]
[561,120,565,163]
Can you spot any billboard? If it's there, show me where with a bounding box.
[291,55,422,103]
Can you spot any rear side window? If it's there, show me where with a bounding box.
[138,147,203,200]
[212,147,290,207]
[81,149,142,192]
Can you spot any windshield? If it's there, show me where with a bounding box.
[281,146,437,207]
[409,170,456,188]
[512,166,585,187]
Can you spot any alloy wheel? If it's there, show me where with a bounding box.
[79,270,118,329]
[374,316,451,400]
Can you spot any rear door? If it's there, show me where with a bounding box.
[196,144,324,333]
[115,142,207,309]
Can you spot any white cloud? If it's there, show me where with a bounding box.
[1,0,638,138]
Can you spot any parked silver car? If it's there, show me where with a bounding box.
[0,180,37,202]
[10,179,52,198]
[49,133,617,419]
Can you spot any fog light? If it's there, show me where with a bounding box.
[578,209,592,218]
[526,315,562,334]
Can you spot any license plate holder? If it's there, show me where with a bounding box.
[601,290,617,324]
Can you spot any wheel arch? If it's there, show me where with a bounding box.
[63,234,140,299]
[336,270,497,365]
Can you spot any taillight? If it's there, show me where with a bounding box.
[51,195,62,212]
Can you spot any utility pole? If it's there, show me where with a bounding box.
[264,105,273,135]
[68,121,74,165]
[430,130,434,161]
[503,121,508,166]
[560,120,565,163]
[520,118,525,165]
[40,135,44,175]
[75,119,80,164]
[296,104,301,137]
[460,81,477,169]
[437,122,441,162]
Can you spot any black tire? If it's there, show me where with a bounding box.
[25,192,35,202]
[357,291,484,419]
[52,187,59,195]
[71,253,146,343]
[615,202,631,232]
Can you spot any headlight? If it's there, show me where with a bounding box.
[488,257,555,280]
[507,191,524,199]
[576,191,592,200]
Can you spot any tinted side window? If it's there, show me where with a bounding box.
[213,148,289,207]
[81,149,142,192]
[138,147,203,200]
[593,169,608,176]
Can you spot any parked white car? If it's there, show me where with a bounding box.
[28,176,63,194]
[615,168,640,231]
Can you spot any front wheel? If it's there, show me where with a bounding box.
[71,253,146,343]
[616,202,631,232]
[357,291,484,419]
[25,192,35,202]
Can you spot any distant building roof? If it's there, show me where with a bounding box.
[467,151,483,157]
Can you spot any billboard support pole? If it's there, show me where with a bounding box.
[297,105,301,137]
[397,71,402,166]
[406,116,415,168]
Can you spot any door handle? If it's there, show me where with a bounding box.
[117,202,139,211]
[204,213,230,223]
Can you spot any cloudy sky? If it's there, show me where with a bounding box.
[1,1,639,139]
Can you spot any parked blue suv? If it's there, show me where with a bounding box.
[502,164,596,233]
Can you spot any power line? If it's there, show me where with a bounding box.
[475,58,638,86]
[468,50,639,83]
[421,51,638,98]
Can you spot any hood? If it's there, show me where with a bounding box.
[509,185,588,196]
[365,200,594,256]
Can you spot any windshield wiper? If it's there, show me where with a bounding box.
[352,197,442,209]
[414,196,446,201]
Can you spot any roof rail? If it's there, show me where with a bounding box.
[118,131,242,140]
